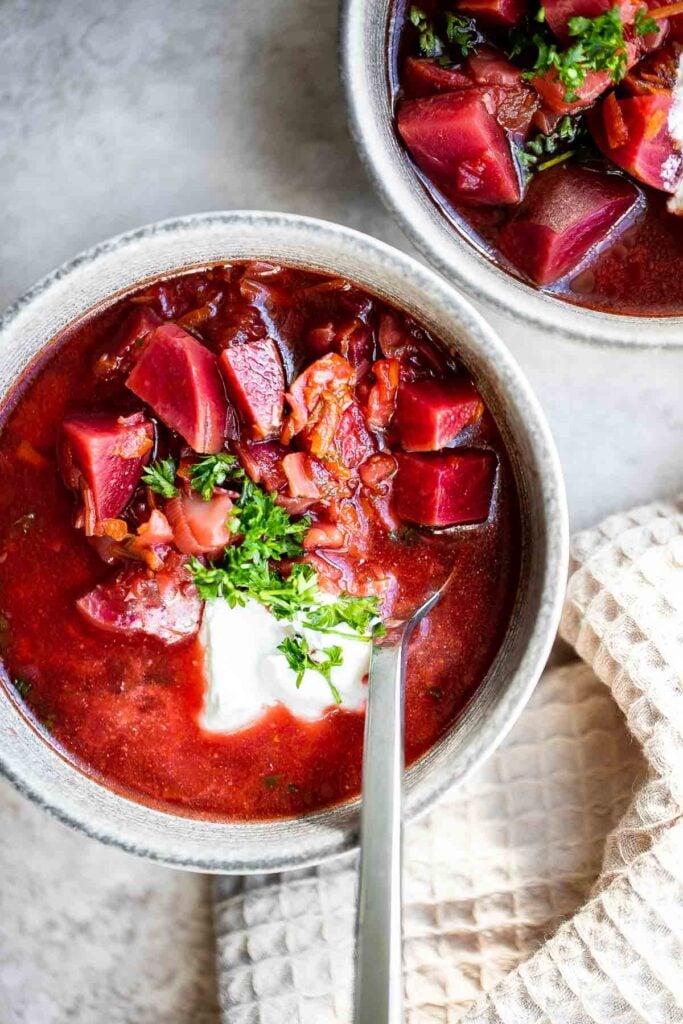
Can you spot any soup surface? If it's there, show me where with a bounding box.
[391,0,683,315]
[0,263,520,820]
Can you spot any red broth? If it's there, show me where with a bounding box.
[0,264,520,820]
[391,1,683,316]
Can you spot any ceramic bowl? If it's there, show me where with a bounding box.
[340,0,683,349]
[0,211,568,872]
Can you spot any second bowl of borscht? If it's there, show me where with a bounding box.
[0,212,567,872]
[341,0,683,346]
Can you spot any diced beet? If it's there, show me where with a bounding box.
[622,40,681,95]
[458,0,528,27]
[467,47,527,86]
[402,57,472,98]
[77,554,201,646]
[394,379,484,451]
[331,402,377,469]
[218,338,285,440]
[93,306,162,380]
[60,411,154,525]
[233,439,288,491]
[590,93,683,192]
[531,68,614,114]
[498,165,639,284]
[394,451,496,527]
[543,0,638,39]
[165,489,233,557]
[397,92,522,205]
[126,324,228,453]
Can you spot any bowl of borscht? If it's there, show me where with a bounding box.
[341,0,683,346]
[0,212,567,872]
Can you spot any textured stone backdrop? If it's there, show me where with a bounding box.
[0,1,682,1022]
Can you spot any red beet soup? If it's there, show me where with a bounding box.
[0,263,520,820]
[391,0,683,315]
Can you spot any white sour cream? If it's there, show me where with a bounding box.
[667,54,683,215]
[199,597,371,733]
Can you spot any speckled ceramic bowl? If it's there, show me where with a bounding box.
[0,212,567,872]
[340,0,683,349]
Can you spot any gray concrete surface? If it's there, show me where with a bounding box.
[0,0,681,1021]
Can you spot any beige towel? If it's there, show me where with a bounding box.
[214,497,683,1023]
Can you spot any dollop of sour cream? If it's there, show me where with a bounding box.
[199,597,372,733]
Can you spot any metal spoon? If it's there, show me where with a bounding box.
[354,569,456,1024]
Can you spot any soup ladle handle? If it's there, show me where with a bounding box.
[354,628,409,1024]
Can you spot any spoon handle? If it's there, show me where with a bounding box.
[354,631,408,1024]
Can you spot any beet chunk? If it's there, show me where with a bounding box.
[233,439,288,492]
[395,379,484,452]
[394,451,496,527]
[397,92,522,205]
[590,93,683,193]
[457,0,528,27]
[402,57,472,98]
[77,554,201,645]
[60,411,153,523]
[332,402,377,469]
[126,324,228,453]
[94,306,161,380]
[498,165,639,285]
[543,0,638,39]
[218,338,285,440]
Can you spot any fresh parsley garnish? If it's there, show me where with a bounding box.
[277,634,344,705]
[523,5,636,101]
[190,453,244,501]
[409,5,444,57]
[188,470,383,700]
[228,481,310,564]
[516,114,590,179]
[302,594,385,641]
[12,677,32,698]
[409,5,479,59]
[633,5,658,36]
[445,12,479,56]
[141,457,179,498]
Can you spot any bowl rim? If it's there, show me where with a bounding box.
[339,0,683,350]
[0,210,568,872]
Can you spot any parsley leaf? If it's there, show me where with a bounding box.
[409,5,445,57]
[445,12,479,56]
[12,677,32,698]
[190,453,244,501]
[522,5,634,101]
[302,593,385,640]
[141,457,179,499]
[229,481,310,564]
[277,634,344,705]
[515,114,590,180]
[633,5,658,35]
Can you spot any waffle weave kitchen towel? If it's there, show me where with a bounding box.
[214,497,683,1024]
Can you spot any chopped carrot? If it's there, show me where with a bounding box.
[648,0,683,17]
[15,439,49,469]
[98,518,129,542]
[644,108,667,140]
[603,92,629,149]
